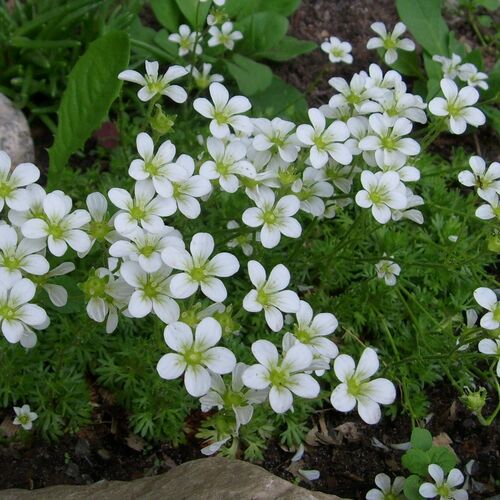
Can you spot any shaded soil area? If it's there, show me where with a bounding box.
[1,385,499,498]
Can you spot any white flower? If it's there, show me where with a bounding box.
[187,63,224,89]
[168,24,202,57]
[242,260,300,332]
[296,109,351,168]
[200,138,256,193]
[162,232,239,303]
[39,262,75,307]
[208,22,243,50]
[428,79,486,135]
[364,63,402,90]
[292,167,334,217]
[193,82,252,139]
[321,36,353,64]
[330,348,396,424]
[7,183,46,227]
[419,464,468,500]
[328,74,385,114]
[475,193,499,220]
[433,54,462,80]
[289,301,339,362]
[375,257,401,286]
[242,340,319,414]
[391,187,425,224]
[458,156,499,203]
[0,151,40,212]
[0,278,49,344]
[164,154,212,219]
[120,261,179,324]
[21,191,91,257]
[473,287,500,330]
[118,61,188,103]
[200,363,267,430]
[355,171,407,224]
[0,224,49,288]
[375,154,420,182]
[478,339,500,377]
[157,317,236,397]
[242,187,301,248]
[13,404,38,430]
[366,473,405,500]
[367,22,415,65]
[457,63,488,90]
[108,180,174,236]
[358,114,420,165]
[226,220,254,256]
[129,133,187,198]
[82,192,117,257]
[110,227,184,273]
[252,117,300,165]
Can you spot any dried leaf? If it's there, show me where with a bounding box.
[126,433,145,451]
[0,417,18,437]
[335,422,362,443]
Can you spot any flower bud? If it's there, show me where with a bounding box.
[461,387,487,414]
[151,104,175,135]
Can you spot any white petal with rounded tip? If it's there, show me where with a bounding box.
[153,296,180,324]
[283,343,313,372]
[252,339,279,367]
[428,464,445,484]
[247,260,267,288]
[357,395,381,424]
[201,277,227,302]
[288,373,320,398]
[364,378,396,404]
[355,347,380,380]
[157,353,186,379]
[242,364,270,390]
[164,321,192,351]
[474,287,496,310]
[265,306,284,332]
[269,386,293,413]
[334,354,356,382]
[128,291,152,317]
[330,383,357,411]
[169,273,198,298]
[185,365,211,397]
[204,347,236,374]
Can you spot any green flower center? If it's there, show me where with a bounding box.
[436,485,452,497]
[47,222,65,239]
[383,38,397,50]
[262,210,277,225]
[0,181,12,198]
[129,205,146,221]
[269,365,289,388]
[18,414,31,425]
[2,255,21,270]
[332,48,344,57]
[141,244,156,257]
[89,221,110,241]
[346,375,363,397]
[213,110,228,125]
[446,102,462,118]
[223,389,246,408]
[216,161,230,176]
[184,348,203,365]
[0,304,16,320]
[347,92,361,105]
[294,327,312,344]
[144,160,160,176]
[143,281,159,298]
[256,288,270,307]
[83,275,107,298]
[313,135,327,149]
[146,78,166,94]
[190,266,207,282]
[278,168,298,186]
[381,135,397,150]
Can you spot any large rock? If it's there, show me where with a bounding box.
[0,93,35,166]
[0,457,343,499]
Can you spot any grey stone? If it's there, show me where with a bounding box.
[0,457,345,499]
[0,93,35,167]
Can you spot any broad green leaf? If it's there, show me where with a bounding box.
[257,35,317,62]
[403,475,425,500]
[225,54,273,95]
[174,0,211,29]
[402,448,430,476]
[483,105,500,134]
[235,12,288,56]
[396,0,449,56]
[48,31,130,185]
[483,60,500,101]
[476,0,499,10]
[427,447,458,473]
[129,19,174,62]
[151,0,181,33]
[225,0,300,18]
[410,428,433,451]
[389,50,422,77]
[250,75,308,121]
[154,29,182,59]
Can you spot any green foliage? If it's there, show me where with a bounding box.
[48,31,130,185]
[225,54,273,96]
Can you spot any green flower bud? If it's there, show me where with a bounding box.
[461,387,487,415]
[151,104,175,135]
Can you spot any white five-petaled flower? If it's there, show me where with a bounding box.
[21,191,91,257]
[366,473,405,500]
[0,278,49,344]
[321,36,353,64]
[120,261,179,324]
[290,300,339,361]
[358,114,420,166]
[0,224,49,288]
[208,21,243,50]
[473,287,500,330]
[83,192,117,256]
[242,339,319,414]
[475,193,499,221]
[419,464,468,500]
[168,24,202,57]
[355,171,407,224]
[157,317,236,397]
[292,167,334,217]
[0,151,40,212]
[200,138,256,193]
[242,260,300,332]
[375,257,401,286]
[38,262,75,308]
[13,404,38,430]
[187,63,224,89]
[193,82,252,139]
[296,108,352,168]
[162,232,239,303]
[108,180,174,236]
[478,338,500,377]
[428,79,486,135]
[458,156,499,203]
[129,133,187,198]
[432,54,463,80]
[366,22,415,65]
[242,186,301,248]
[118,61,188,103]
[457,63,488,90]
[330,347,396,424]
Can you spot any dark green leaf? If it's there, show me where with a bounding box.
[151,0,181,33]
[483,105,500,133]
[428,447,458,473]
[396,0,449,55]
[174,0,211,29]
[403,475,425,500]
[48,31,130,184]
[389,50,422,77]
[225,54,273,95]
[402,448,430,476]
[235,12,288,56]
[476,0,499,10]
[410,428,433,451]
[154,29,182,59]
[483,60,500,100]
[257,35,317,62]
[225,0,300,18]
